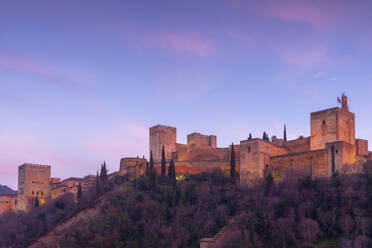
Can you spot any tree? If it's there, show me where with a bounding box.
[150,150,157,189]
[146,162,149,177]
[77,182,82,199]
[100,161,108,181]
[168,159,176,188]
[284,124,287,142]
[96,171,100,195]
[34,196,40,208]
[262,132,266,140]
[248,133,252,140]
[230,143,236,184]
[265,171,274,196]
[161,145,166,176]
[298,218,320,243]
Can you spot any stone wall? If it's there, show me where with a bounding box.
[190,148,229,162]
[175,143,189,161]
[174,161,231,175]
[149,125,177,162]
[271,149,330,178]
[326,141,356,174]
[356,139,368,156]
[240,139,288,182]
[311,108,339,150]
[284,137,310,153]
[18,163,51,212]
[337,109,355,146]
[0,194,12,214]
[119,157,147,176]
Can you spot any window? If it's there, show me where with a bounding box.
[248,147,251,153]
[41,192,44,195]
[336,150,338,154]
[32,191,34,195]
[323,120,326,125]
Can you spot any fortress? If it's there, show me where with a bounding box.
[0,164,97,214]
[1,94,371,215]
[149,94,370,182]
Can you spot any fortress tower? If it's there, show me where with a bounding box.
[149,125,177,162]
[187,133,217,148]
[18,163,51,212]
[310,94,355,150]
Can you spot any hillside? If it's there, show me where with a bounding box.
[0,185,16,195]
[1,163,372,248]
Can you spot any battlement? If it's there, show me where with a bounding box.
[187,132,217,148]
[19,163,51,169]
[187,132,216,138]
[150,124,176,132]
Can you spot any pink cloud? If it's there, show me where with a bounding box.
[0,55,93,84]
[152,32,215,56]
[252,1,334,30]
[227,0,340,30]
[277,45,329,67]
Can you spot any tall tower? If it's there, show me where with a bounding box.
[310,95,355,150]
[18,163,51,212]
[149,125,177,163]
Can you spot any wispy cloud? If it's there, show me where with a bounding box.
[151,32,216,56]
[251,1,334,30]
[277,45,329,67]
[0,55,93,84]
[228,32,256,47]
[313,71,326,78]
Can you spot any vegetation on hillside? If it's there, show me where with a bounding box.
[1,161,372,248]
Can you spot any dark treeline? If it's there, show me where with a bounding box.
[1,162,372,247]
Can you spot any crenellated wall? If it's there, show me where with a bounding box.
[187,132,217,148]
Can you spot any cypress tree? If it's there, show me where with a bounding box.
[150,150,157,189]
[145,162,149,176]
[77,182,82,199]
[230,143,236,184]
[100,161,108,181]
[168,159,174,178]
[161,145,166,176]
[168,159,176,189]
[96,171,100,195]
[284,124,287,142]
[35,196,40,208]
[263,132,267,140]
[248,133,252,140]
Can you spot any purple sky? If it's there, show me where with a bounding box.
[1,0,372,189]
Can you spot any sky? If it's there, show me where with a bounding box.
[1,0,372,189]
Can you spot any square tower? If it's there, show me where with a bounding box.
[187,132,217,149]
[149,125,177,162]
[310,107,355,150]
[18,163,51,212]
